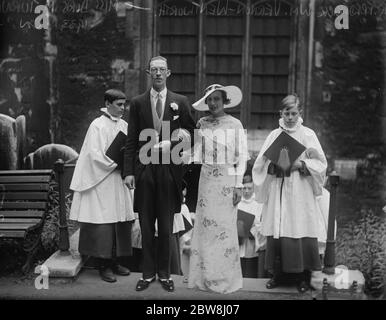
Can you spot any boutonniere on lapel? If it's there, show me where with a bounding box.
[170,102,179,120]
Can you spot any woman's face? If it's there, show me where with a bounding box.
[280,105,301,128]
[206,90,225,117]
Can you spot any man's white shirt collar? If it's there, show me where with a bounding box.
[151,87,167,100]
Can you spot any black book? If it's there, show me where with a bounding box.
[179,215,193,237]
[106,131,127,168]
[263,131,306,168]
[237,209,255,238]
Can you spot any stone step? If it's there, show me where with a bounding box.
[35,229,83,278]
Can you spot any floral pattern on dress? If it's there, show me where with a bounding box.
[205,280,219,287]
[224,247,237,258]
[202,217,218,228]
[221,186,233,197]
[188,115,246,294]
[211,167,223,177]
[216,231,228,241]
[198,198,207,208]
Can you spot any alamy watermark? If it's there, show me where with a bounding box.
[334,5,349,30]
[136,122,247,176]
[34,264,49,290]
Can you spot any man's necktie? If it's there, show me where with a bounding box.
[156,94,162,119]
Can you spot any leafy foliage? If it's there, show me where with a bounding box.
[318,0,384,159]
[336,209,386,298]
[41,181,77,254]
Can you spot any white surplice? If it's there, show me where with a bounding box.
[69,110,135,224]
[252,118,327,239]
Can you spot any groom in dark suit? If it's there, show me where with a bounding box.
[123,56,195,292]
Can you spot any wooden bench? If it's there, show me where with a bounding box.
[0,169,54,273]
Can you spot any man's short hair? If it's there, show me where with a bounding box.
[148,56,168,69]
[104,89,126,103]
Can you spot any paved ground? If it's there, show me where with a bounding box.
[0,269,314,300]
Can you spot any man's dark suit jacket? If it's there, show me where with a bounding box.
[123,89,196,212]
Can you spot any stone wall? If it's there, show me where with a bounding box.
[0,0,49,155]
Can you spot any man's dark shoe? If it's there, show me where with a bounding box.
[112,264,130,276]
[266,277,279,289]
[159,279,175,292]
[99,267,117,283]
[296,280,309,293]
[136,277,155,291]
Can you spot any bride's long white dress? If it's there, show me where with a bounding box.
[188,114,248,294]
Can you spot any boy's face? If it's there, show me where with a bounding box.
[242,182,254,199]
[107,98,126,118]
[280,105,301,128]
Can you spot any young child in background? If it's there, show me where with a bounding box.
[178,184,194,283]
[237,174,266,278]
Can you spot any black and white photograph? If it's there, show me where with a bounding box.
[0,0,386,307]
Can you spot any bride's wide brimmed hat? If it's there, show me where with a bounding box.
[192,84,243,111]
